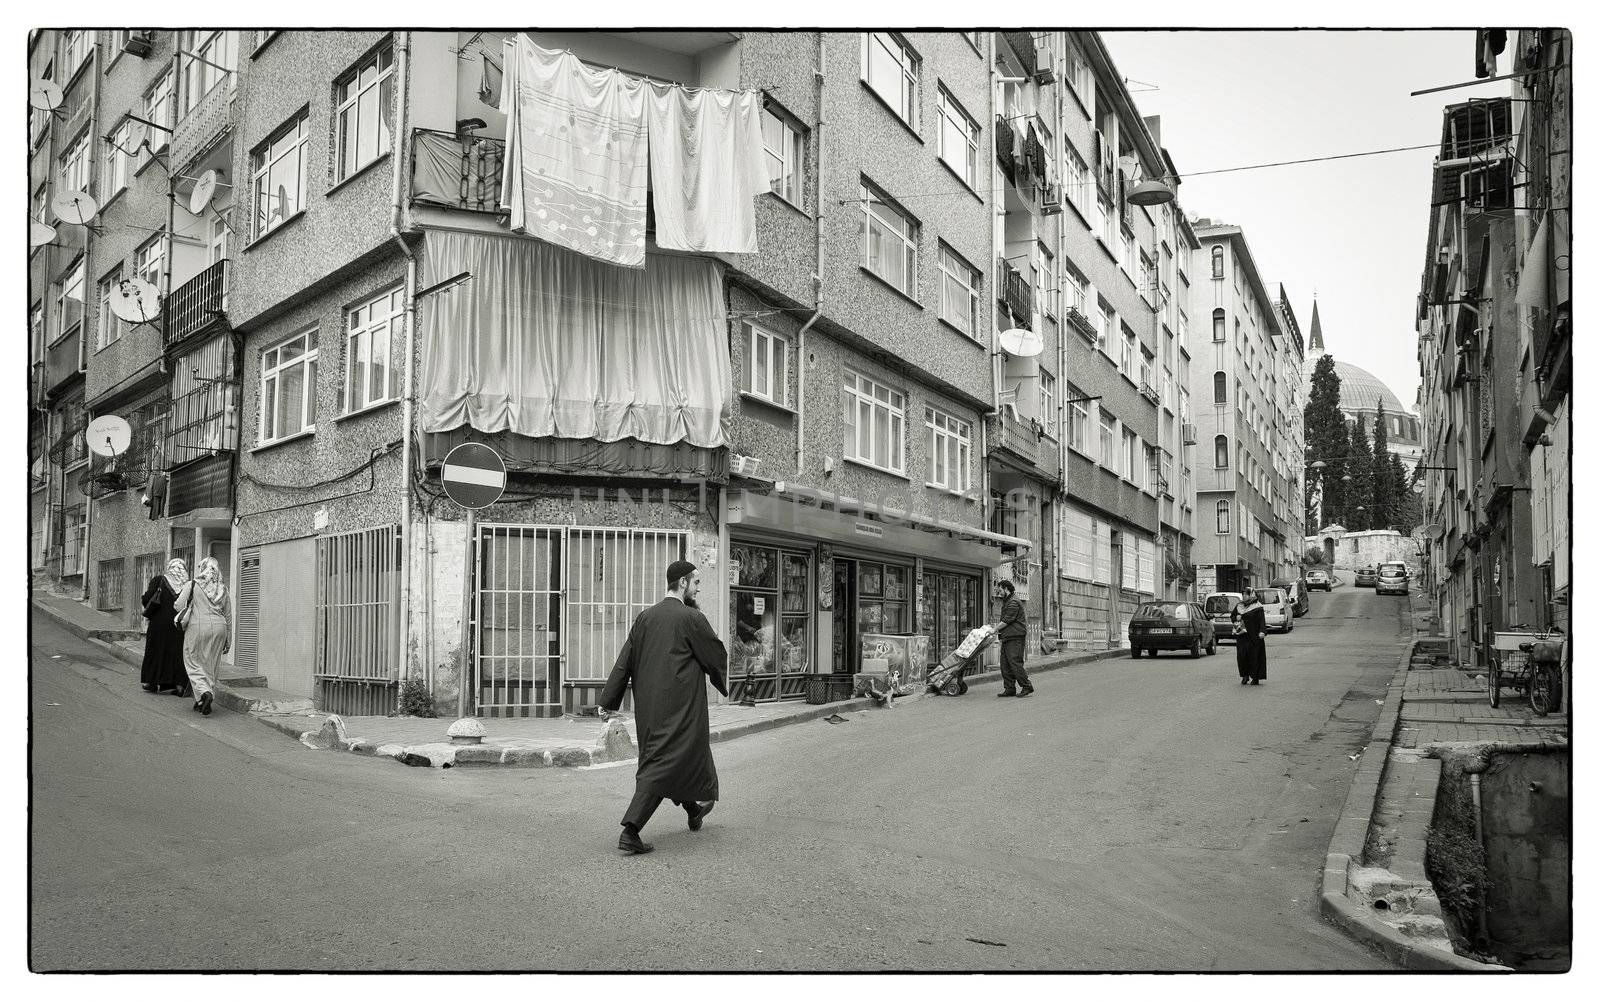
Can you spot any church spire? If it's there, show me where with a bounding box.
[1309,297,1325,355]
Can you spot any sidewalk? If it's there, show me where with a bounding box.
[33,593,1124,769]
[1319,594,1568,970]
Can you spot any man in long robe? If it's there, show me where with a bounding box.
[599,559,729,855]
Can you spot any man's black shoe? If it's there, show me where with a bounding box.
[1017,689,1034,698]
[688,800,715,832]
[618,830,655,855]
[199,691,213,715]
[997,691,1017,698]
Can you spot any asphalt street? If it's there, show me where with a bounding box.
[31,585,1405,971]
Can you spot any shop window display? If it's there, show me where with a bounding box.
[729,542,813,701]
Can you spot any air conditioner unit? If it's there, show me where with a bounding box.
[1031,67,1057,86]
[122,32,154,58]
[1182,423,1198,445]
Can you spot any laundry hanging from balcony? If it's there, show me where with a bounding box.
[498,34,769,266]
[418,229,732,448]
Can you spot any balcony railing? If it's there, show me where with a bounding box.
[171,78,233,171]
[164,259,228,347]
[998,262,1033,329]
[1062,305,1097,343]
[412,129,507,214]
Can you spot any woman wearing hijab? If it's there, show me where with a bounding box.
[139,558,191,695]
[1232,593,1268,685]
[174,556,231,715]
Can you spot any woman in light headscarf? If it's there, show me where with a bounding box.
[174,556,231,715]
[139,558,190,695]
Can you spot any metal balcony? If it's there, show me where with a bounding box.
[164,259,228,348]
[411,129,507,214]
[171,80,233,171]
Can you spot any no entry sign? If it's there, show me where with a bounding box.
[441,442,507,510]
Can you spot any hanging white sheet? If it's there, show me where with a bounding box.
[646,84,770,254]
[499,35,650,267]
[419,230,732,449]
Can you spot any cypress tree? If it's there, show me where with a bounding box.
[1371,402,1394,528]
[1303,354,1347,529]
[1393,453,1423,534]
[1346,416,1375,531]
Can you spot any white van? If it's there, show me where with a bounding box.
[1203,592,1245,644]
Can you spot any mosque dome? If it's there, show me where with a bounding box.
[1331,361,1408,416]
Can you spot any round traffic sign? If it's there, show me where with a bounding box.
[441,442,506,510]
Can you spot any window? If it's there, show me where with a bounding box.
[860,181,916,296]
[1180,387,1190,424]
[1064,39,1091,102]
[62,30,92,79]
[1040,369,1057,438]
[105,119,134,198]
[134,234,165,289]
[1063,264,1087,316]
[1064,138,1089,210]
[1213,371,1227,403]
[1037,244,1056,319]
[54,259,85,343]
[1211,245,1224,279]
[30,305,45,360]
[95,268,123,351]
[60,130,92,195]
[743,323,788,407]
[144,69,174,152]
[1120,327,1136,377]
[252,113,308,239]
[255,30,281,50]
[862,32,918,128]
[1122,429,1138,482]
[1098,411,1116,469]
[937,245,980,336]
[1066,382,1088,454]
[1096,301,1114,353]
[1214,435,1229,469]
[935,87,980,188]
[924,407,972,492]
[1139,251,1156,306]
[343,287,402,413]
[762,102,805,209]
[30,61,52,149]
[179,30,237,117]
[1178,307,1189,348]
[842,370,905,474]
[259,329,319,444]
[1212,308,1226,343]
[1217,499,1231,534]
[335,43,394,182]
[208,213,229,264]
[961,32,982,53]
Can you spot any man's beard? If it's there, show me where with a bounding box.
[683,594,699,609]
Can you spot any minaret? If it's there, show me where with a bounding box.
[1308,297,1325,355]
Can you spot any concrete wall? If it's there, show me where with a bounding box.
[1479,750,1570,969]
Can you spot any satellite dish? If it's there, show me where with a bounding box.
[188,170,219,215]
[997,327,1044,358]
[29,78,63,110]
[86,415,132,458]
[124,118,149,153]
[109,278,162,323]
[29,220,57,247]
[51,190,99,226]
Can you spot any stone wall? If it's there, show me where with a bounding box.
[1479,749,1570,969]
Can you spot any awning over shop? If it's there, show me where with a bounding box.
[728,487,1029,568]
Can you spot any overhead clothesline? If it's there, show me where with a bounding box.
[498,32,770,268]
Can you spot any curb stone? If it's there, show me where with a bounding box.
[1317,624,1512,971]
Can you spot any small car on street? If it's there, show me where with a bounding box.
[1355,566,1379,587]
[1128,601,1217,659]
[1376,561,1409,595]
[1307,569,1332,591]
[1272,578,1311,618]
[1203,592,1246,644]
[1255,587,1295,632]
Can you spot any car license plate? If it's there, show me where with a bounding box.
[1149,628,1173,634]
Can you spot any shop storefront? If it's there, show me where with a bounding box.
[725,489,1026,703]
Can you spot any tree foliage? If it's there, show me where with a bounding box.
[1371,402,1396,528]
[1346,416,1375,531]
[1303,354,1347,530]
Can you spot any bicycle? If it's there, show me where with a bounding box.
[1488,624,1565,716]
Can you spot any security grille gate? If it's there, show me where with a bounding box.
[475,524,687,717]
[314,525,401,716]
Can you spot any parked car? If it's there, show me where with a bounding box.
[1355,566,1379,587]
[1129,601,1217,659]
[1272,578,1311,618]
[1255,587,1295,632]
[1202,592,1246,644]
[1306,569,1332,591]
[1376,562,1409,596]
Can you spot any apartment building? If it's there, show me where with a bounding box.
[1189,220,1287,596]
[31,30,1048,717]
[1415,29,1569,663]
[1272,284,1307,575]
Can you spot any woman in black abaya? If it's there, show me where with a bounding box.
[1232,594,1267,685]
[140,558,189,694]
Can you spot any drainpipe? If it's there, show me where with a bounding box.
[793,31,825,476]
[1470,771,1491,942]
[389,30,417,697]
[79,35,106,603]
[984,32,1002,543]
